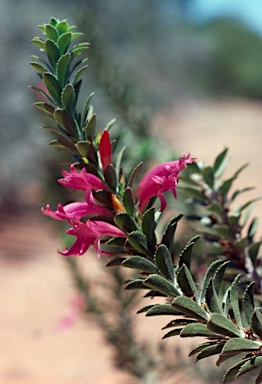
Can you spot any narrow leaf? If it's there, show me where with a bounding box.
[122,256,157,274]
[243,281,255,327]
[155,244,174,282]
[172,296,209,321]
[180,323,222,338]
[145,304,181,316]
[229,274,242,329]
[114,213,138,233]
[252,309,262,338]
[43,72,62,105]
[177,264,198,299]
[161,214,183,251]
[144,275,181,298]
[208,313,243,338]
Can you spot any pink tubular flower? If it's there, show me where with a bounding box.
[99,130,112,169]
[135,153,195,213]
[59,164,107,191]
[42,190,113,221]
[60,219,127,257]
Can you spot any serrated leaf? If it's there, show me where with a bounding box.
[229,274,242,329]
[61,84,76,113]
[45,24,59,41]
[162,328,183,339]
[85,114,96,139]
[30,61,47,74]
[252,309,262,338]
[172,296,208,321]
[45,40,60,71]
[155,244,174,282]
[146,304,181,316]
[200,260,225,303]
[161,214,183,251]
[128,231,152,256]
[123,187,135,216]
[177,264,198,299]
[122,256,157,274]
[57,32,72,55]
[205,277,223,314]
[34,101,55,117]
[56,53,71,87]
[180,323,222,338]
[43,72,62,105]
[207,313,242,338]
[104,164,117,192]
[179,235,200,270]
[195,343,224,362]
[223,357,250,383]
[243,282,255,327]
[114,213,138,233]
[144,275,180,298]
[54,108,78,137]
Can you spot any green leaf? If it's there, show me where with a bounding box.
[31,37,45,49]
[30,61,47,74]
[180,323,222,338]
[143,275,181,298]
[54,109,78,137]
[229,274,242,329]
[214,148,228,176]
[56,20,69,35]
[136,304,155,314]
[105,257,125,267]
[141,207,156,245]
[202,166,214,189]
[252,309,262,338]
[177,264,198,299]
[222,286,230,317]
[237,356,262,378]
[189,341,217,356]
[161,214,183,251]
[231,186,254,202]
[155,244,174,282]
[207,313,243,338]
[85,114,96,140]
[195,343,224,362]
[162,319,196,330]
[256,369,262,384]
[162,328,183,339]
[128,231,152,256]
[61,84,76,113]
[172,296,209,321]
[182,187,208,203]
[125,279,147,290]
[45,24,59,42]
[145,304,181,316]
[45,40,60,70]
[72,65,89,85]
[220,178,235,199]
[123,187,135,217]
[248,217,259,240]
[212,224,231,238]
[56,54,71,87]
[217,338,261,367]
[127,162,143,188]
[57,32,72,55]
[249,241,262,265]
[122,256,157,274]
[71,42,89,58]
[43,72,62,105]
[104,164,117,192]
[49,139,77,154]
[223,357,250,383]
[114,213,138,233]
[81,93,94,126]
[205,277,223,314]
[213,261,230,296]
[200,260,225,303]
[243,282,255,327]
[34,101,55,117]
[115,145,126,180]
[179,235,200,270]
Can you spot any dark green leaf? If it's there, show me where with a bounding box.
[105,257,126,267]
[213,224,231,238]
[180,323,222,338]
[229,274,242,329]
[223,357,250,383]
[231,186,254,202]
[207,313,243,338]
[54,108,78,137]
[161,214,183,251]
[43,72,62,105]
[182,187,208,203]
[220,178,235,199]
[45,24,59,42]
[115,146,126,180]
[72,65,89,85]
[114,213,138,233]
[155,244,174,282]
[202,166,214,189]
[30,61,47,74]
[61,84,76,113]
[252,309,262,338]
[146,304,181,316]
[122,256,157,274]
[237,356,262,378]
[71,42,89,58]
[162,319,196,330]
[248,217,259,240]
[195,343,224,362]
[162,328,183,339]
[123,187,135,217]
[177,264,198,299]
[243,282,255,327]
[127,162,143,188]
[213,261,230,296]
[205,277,223,314]
[128,231,152,256]
[249,242,262,265]
[214,148,228,176]
[34,101,55,117]
[56,20,69,35]
[217,338,261,367]
[31,37,45,49]
[104,165,117,192]
[179,235,200,270]
[85,114,96,140]
[144,275,180,298]
[125,279,147,290]
[200,260,225,303]
[189,341,218,356]
[172,296,208,321]
[45,40,60,71]
[141,207,157,245]
[49,139,77,154]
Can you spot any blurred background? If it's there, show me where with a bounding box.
[1,0,262,383]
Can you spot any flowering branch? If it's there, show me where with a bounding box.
[31,17,262,383]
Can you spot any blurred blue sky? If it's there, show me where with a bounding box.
[189,0,262,35]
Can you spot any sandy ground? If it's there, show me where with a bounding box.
[1,98,262,384]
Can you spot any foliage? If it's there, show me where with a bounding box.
[31,17,262,383]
